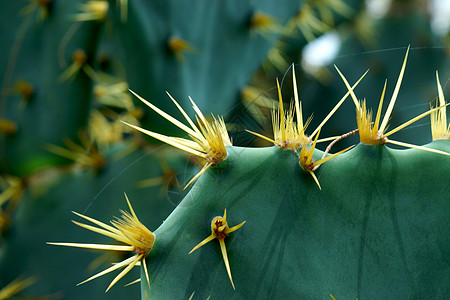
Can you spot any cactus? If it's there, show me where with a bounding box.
[47,50,449,299]
[0,0,449,299]
[131,51,449,298]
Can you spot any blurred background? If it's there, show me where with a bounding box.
[0,0,449,298]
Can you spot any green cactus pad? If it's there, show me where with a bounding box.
[141,140,450,299]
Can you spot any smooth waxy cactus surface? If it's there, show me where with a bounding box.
[140,141,450,299]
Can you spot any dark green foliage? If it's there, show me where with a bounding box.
[0,0,103,176]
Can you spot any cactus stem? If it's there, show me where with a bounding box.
[47,194,155,292]
[189,209,246,289]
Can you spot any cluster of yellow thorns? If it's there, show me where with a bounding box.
[48,194,154,292]
[336,46,449,156]
[122,91,231,189]
[248,66,367,189]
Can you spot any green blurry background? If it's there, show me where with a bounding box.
[0,0,448,298]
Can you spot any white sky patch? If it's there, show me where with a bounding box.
[366,0,391,19]
[301,32,341,73]
[429,0,450,35]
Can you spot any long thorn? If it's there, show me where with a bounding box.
[379,45,410,133]
[219,239,235,289]
[276,78,286,142]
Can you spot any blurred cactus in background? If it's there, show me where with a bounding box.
[0,0,449,299]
